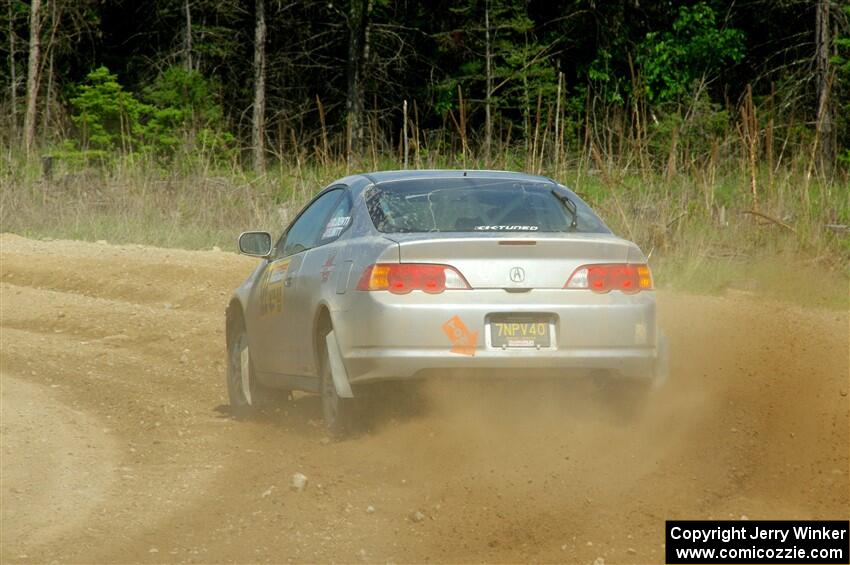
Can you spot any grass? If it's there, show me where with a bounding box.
[1,149,848,310]
[657,251,849,310]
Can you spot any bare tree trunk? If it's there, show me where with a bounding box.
[184,0,193,71]
[554,71,562,174]
[8,0,17,138]
[251,0,267,172]
[816,0,833,174]
[23,0,42,157]
[42,46,53,138]
[484,0,492,161]
[41,0,58,140]
[347,0,371,161]
[522,31,529,159]
[403,99,409,169]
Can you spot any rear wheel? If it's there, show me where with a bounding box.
[591,334,668,420]
[319,330,356,438]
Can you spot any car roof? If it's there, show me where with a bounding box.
[359,169,556,185]
[327,169,569,200]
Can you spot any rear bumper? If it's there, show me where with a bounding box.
[343,346,659,383]
[334,289,663,383]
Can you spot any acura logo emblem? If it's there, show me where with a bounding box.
[509,267,525,283]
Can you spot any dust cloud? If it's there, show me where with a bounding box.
[1,234,847,563]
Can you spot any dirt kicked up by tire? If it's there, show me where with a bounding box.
[1,233,847,564]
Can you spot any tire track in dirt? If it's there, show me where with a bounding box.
[1,234,847,563]
[1,375,119,558]
[1,282,221,362]
[1,234,245,311]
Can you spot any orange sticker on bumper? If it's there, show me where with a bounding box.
[442,315,478,356]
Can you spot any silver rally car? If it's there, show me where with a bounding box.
[227,170,667,434]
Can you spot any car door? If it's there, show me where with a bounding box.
[285,189,354,375]
[249,188,345,376]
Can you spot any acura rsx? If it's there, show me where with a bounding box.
[226,170,667,435]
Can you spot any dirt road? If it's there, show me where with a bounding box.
[1,233,847,564]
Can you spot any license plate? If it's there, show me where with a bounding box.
[490,316,551,348]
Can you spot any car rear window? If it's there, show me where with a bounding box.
[364,178,611,234]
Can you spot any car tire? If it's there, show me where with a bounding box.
[319,330,356,438]
[653,332,669,387]
[227,323,277,417]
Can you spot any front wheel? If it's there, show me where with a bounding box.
[227,324,279,417]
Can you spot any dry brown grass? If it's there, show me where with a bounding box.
[1,140,847,308]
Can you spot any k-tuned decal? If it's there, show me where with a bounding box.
[474,225,539,231]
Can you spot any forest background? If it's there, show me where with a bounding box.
[2,0,848,306]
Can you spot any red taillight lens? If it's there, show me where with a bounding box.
[357,263,470,294]
[587,265,610,291]
[566,264,653,293]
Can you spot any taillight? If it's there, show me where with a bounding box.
[566,263,653,293]
[356,263,470,294]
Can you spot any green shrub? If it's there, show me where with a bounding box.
[69,66,148,152]
[68,65,235,165]
[142,66,234,160]
[647,90,730,164]
[637,2,745,104]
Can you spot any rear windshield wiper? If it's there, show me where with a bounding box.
[551,190,578,231]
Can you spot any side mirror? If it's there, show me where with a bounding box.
[238,231,272,258]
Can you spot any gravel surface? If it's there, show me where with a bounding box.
[1,233,847,563]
